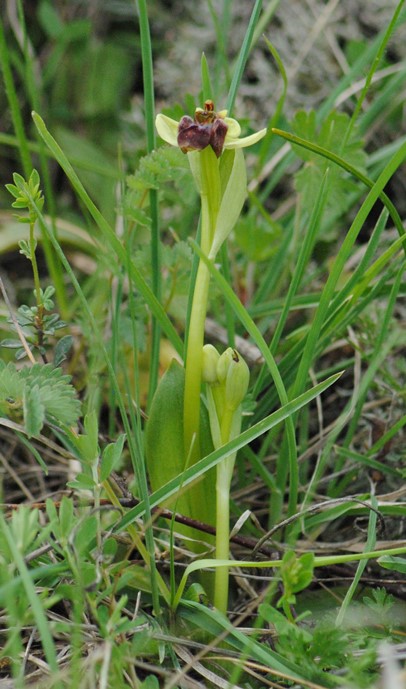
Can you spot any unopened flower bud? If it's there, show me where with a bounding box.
[202,344,220,384]
[216,347,235,384]
[217,348,250,411]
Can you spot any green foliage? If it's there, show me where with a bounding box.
[100,433,126,482]
[65,414,126,491]
[65,410,103,491]
[0,498,158,687]
[291,110,367,228]
[1,285,68,361]
[127,146,190,194]
[125,146,193,234]
[234,213,283,262]
[0,507,43,566]
[0,360,81,436]
[139,676,160,689]
[5,169,44,224]
[132,241,193,322]
[259,602,379,685]
[277,551,315,620]
[363,587,395,614]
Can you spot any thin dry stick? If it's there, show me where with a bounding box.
[0,275,36,363]
[0,449,36,501]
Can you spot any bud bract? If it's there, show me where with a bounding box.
[217,347,250,411]
[216,347,235,384]
[202,344,220,384]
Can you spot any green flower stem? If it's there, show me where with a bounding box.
[174,545,406,612]
[183,147,221,461]
[183,260,211,460]
[215,461,232,611]
[214,406,236,612]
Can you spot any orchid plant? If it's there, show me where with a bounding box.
[146,100,266,612]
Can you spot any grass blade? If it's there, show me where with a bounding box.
[136,0,161,409]
[226,0,262,115]
[292,137,406,401]
[0,16,32,175]
[346,0,406,141]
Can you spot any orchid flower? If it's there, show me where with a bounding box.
[156,103,266,158]
[156,101,266,260]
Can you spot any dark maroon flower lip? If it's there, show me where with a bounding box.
[177,101,228,157]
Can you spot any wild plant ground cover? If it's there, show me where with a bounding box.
[0,1,406,688]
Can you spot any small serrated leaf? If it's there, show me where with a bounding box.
[18,239,32,258]
[69,410,99,465]
[12,172,26,189]
[15,347,31,361]
[0,362,24,409]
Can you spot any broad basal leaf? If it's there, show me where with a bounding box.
[145,359,216,544]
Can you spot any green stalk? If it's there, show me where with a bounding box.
[29,221,42,311]
[183,260,211,461]
[183,147,221,460]
[174,545,406,611]
[226,0,262,115]
[345,0,405,143]
[214,407,235,612]
[215,462,231,610]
